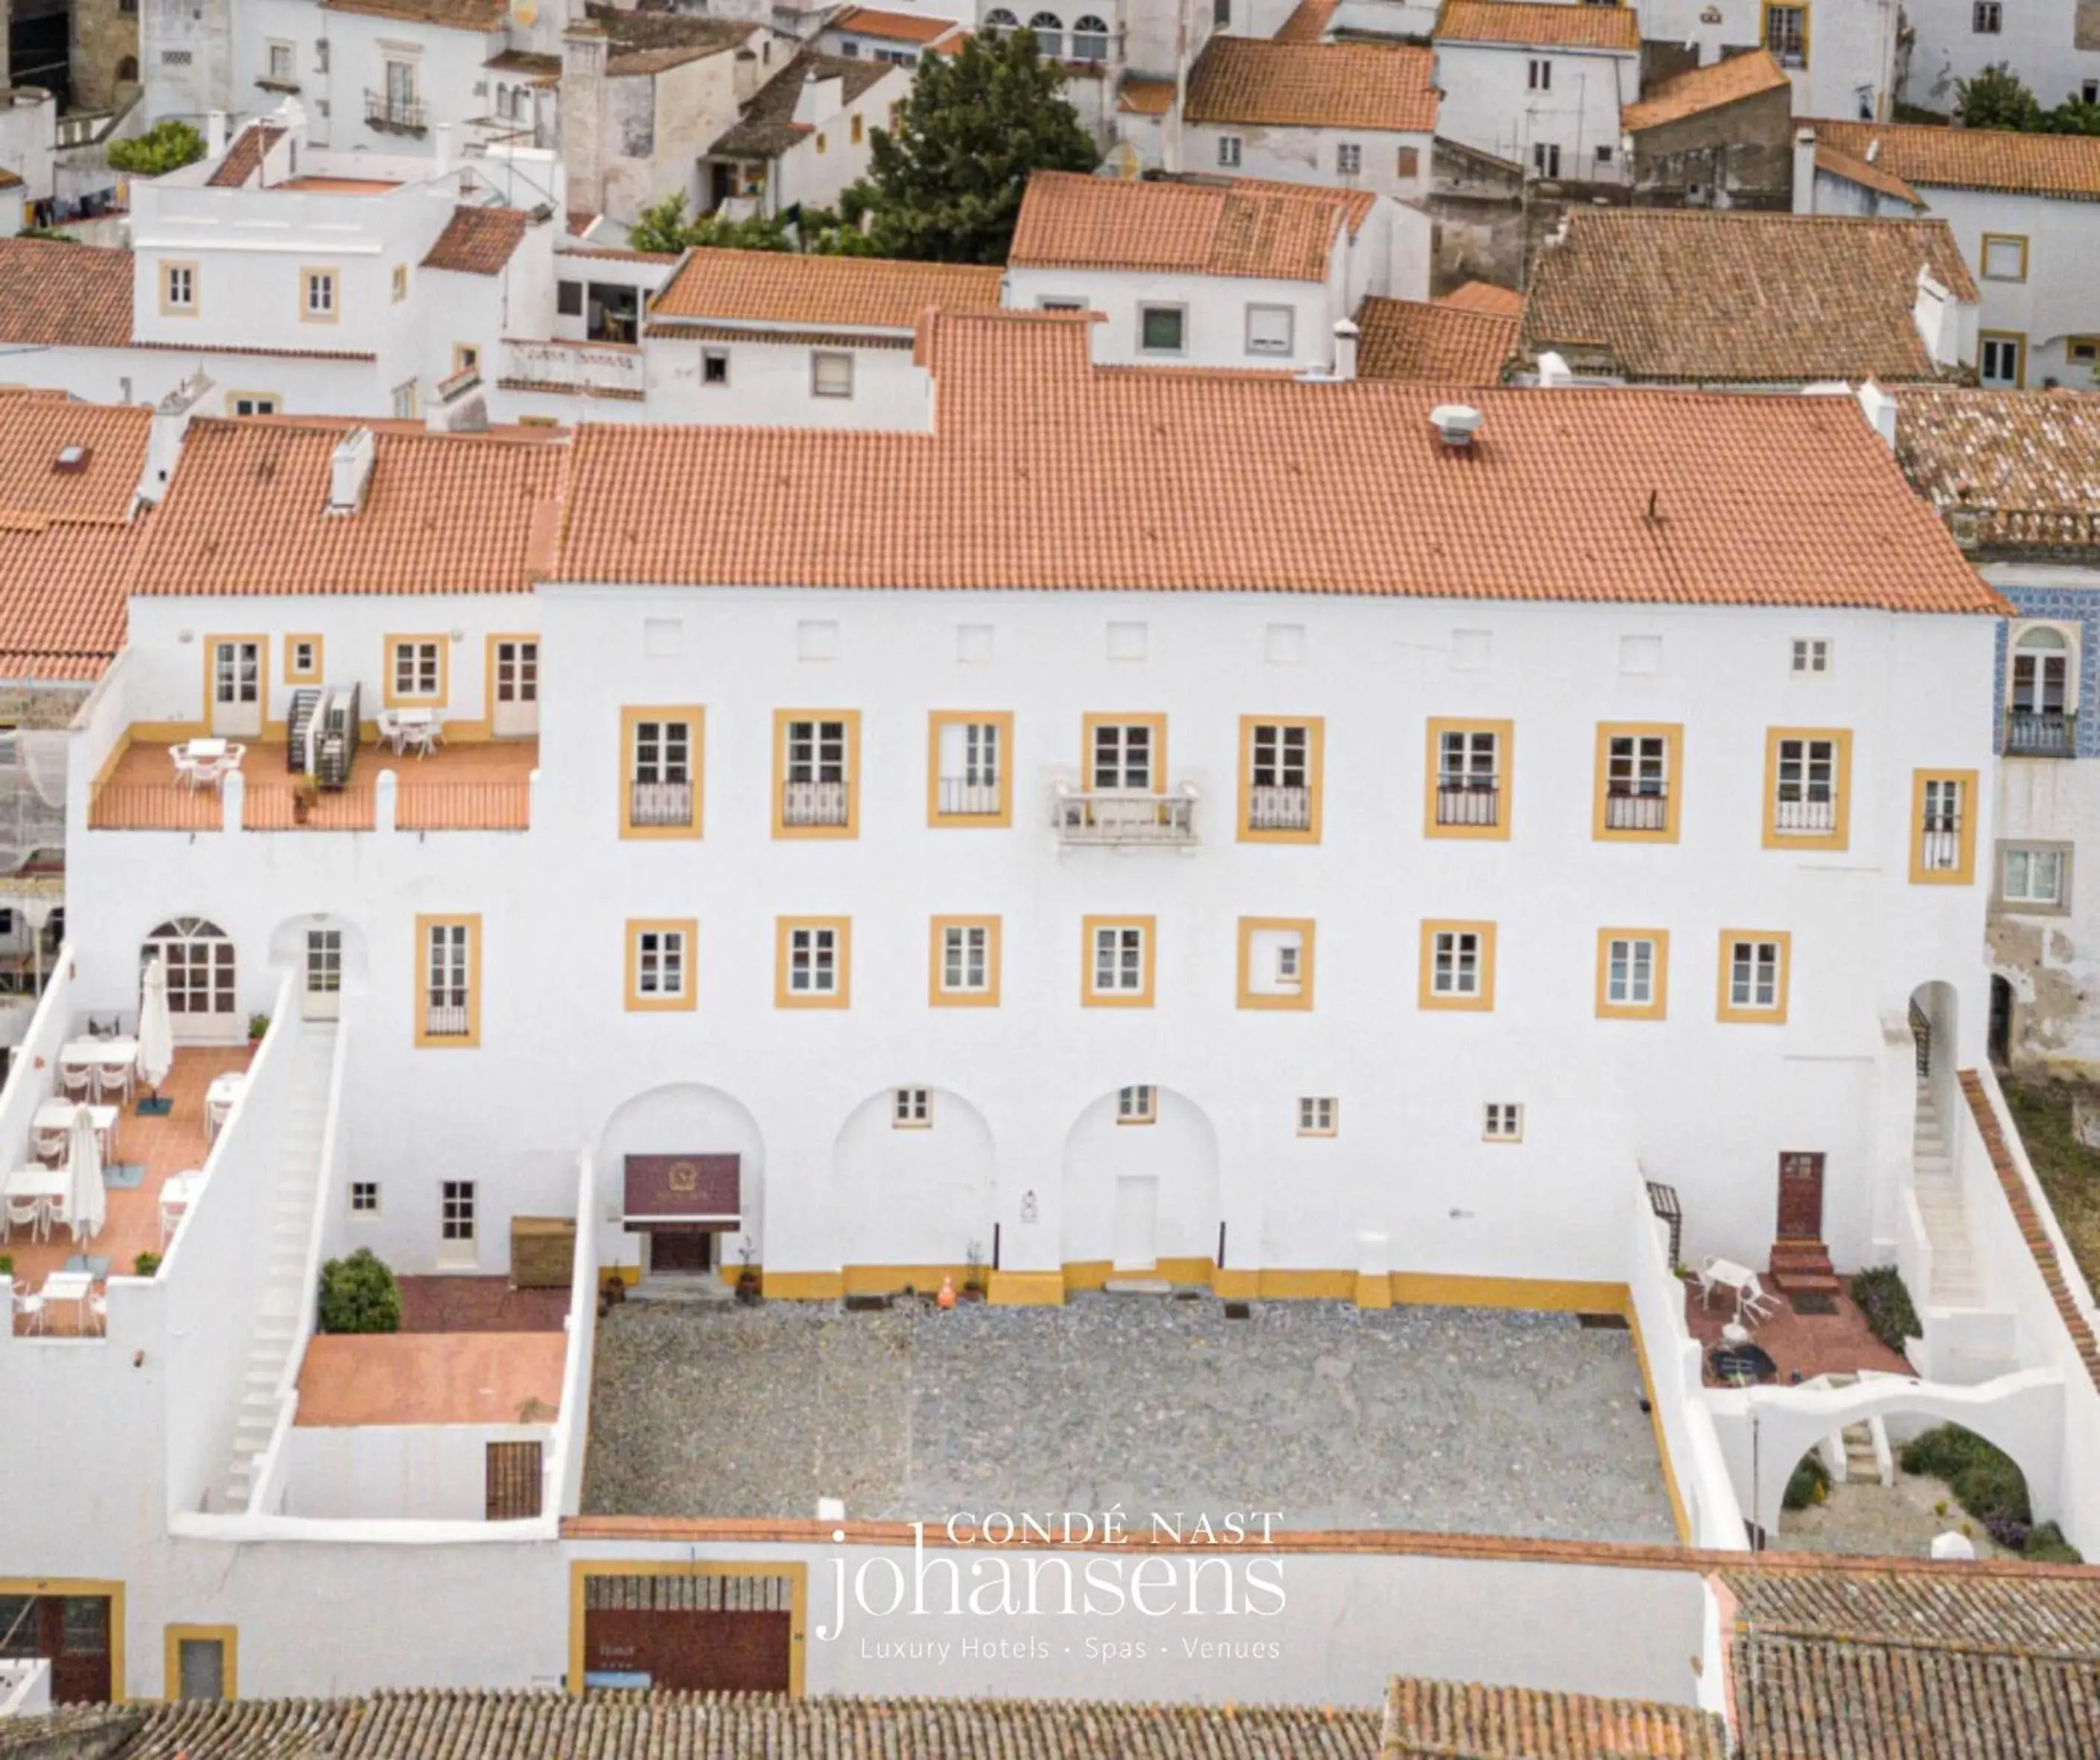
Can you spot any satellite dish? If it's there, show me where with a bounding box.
[1100,142,1142,182]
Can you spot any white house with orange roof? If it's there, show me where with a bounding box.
[1004,170,1428,367]
[1431,1,1639,184]
[1801,120,2100,391]
[818,6,970,63]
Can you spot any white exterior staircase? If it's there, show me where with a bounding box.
[1915,1077,1984,1311]
[219,1021,337,1512]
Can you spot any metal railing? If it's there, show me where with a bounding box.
[1054,784,1198,845]
[1604,790,1668,833]
[500,337,646,398]
[782,779,850,828]
[397,780,530,832]
[938,776,1002,816]
[1909,998,1931,1078]
[1435,781,1500,827]
[1247,783,1311,833]
[630,780,693,828]
[1918,822,1963,872]
[365,89,428,133]
[89,782,223,830]
[423,1002,472,1038]
[1772,795,1837,834]
[2005,710,2075,757]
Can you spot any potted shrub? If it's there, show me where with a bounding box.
[0,1254,13,1281]
[133,1251,162,1278]
[291,776,321,824]
[599,1268,627,1318]
[735,1240,761,1306]
[246,1012,270,1047]
[317,1247,403,1333]
[963,1241,986,1301]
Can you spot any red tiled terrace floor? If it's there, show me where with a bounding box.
[90,737,536,831]
[1684,1280,1913,1387]
[4,1045,253,1335]
[398,1275,568,1333]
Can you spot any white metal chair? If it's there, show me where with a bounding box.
[34,1125,68,1165]
[10,1287,43,1333]
[1737,1274,1781,1327]
[376,710,404,754]
[60,1061,90,1100]
[89,1291,106,1334]
[4,1192,42,1243]
[92,1061,132,1105]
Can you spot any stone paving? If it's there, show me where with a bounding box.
[582,1293,1679,1543]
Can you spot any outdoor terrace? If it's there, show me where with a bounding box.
[89,739,536,833]
[3,1045,252,1335]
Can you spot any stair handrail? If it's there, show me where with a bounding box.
[243,1009,351,1516]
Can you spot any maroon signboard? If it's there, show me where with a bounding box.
[623,1154,740,1233]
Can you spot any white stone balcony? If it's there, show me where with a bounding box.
[499,337,645,401]
[1052,783,1198,847]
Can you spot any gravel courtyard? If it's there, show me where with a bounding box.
[582,1294,1678,1542]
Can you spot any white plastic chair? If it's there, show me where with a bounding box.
[3,1193,42,1243]
[1737,1274,1781,1327]
[171,747,202,790]
[89,1291,106,1335]
[60,1061,90,1100]
[34,1125,68,1164]
[1694,1257,1720,1309]
[376,710,404,754]
[92,1061,131,1105]
[11,1288,43,1333]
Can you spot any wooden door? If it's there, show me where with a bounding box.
[1777,1151,1825,1241]
[583,1573,793,1693]
[4,1595,115,1703]
[649,1230,713,1275]
[491,639,539,738]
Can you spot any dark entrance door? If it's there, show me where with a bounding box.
[0,1593,113,1703]
[1990,975,2014,1066]
[649,1230,713,1274]
[1777,1151,1826,1240]
[583,1573,793,1692]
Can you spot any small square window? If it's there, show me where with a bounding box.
[1719,932,1790,1023]
[1791,637,1831,675]
[1088,920,1154,1005]
[1982,235,2027,282]
[303,268,337,319]
[1973,0,2002,30]
[557,279,584,317]
[1117,1084,1157,1125]
[350,1181,380,1214]
[1297,1096,1337,1137]
[1218,135,1243,168]
[702,348,730,386]
[1139,305,1186,355]
[934,918,999,1001]
[779,918,850,1006]
[629,922,693,1008]
[286,635,322,682]
[1483,1102,1523,1142]
[1397,145,1419,178]
[894,1086,932,1127]
[162,262,196,312]
[1527,57,1551,90]
[1336,142,1362,175]
[1594,144,1613,168]
[812,351,854,398]
[441,1179,477,1242]
[1246,304,1294,356]
[2002,845,2066,907]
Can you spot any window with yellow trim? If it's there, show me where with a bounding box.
[626,919,696,1011]
[1237,917,1314,1010]
[929,915,1001,1006]
[301,266,338,321]
[160,261,197,315]
[284,635,323,683]
[1420,920,1496,1011]
[777,917,850,1007]
[1084,915,1156,1007]
[1240,716,1323,842]
[1596,928,1669,1020]
[1717,930,1789,1023]
[1980,233,2029,282]
[1762,0,1807,66]
[928,711,1012,825]
[622,708,703,837]
[1911,769,1978,885]
[775,711,860,837]
[1594,723,1681,841]
[388,636,446,705]
[416,915,480,1048]
[1425,719,1512,838]
[1763,728,1851,850]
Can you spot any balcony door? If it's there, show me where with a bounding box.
[208,638,263,737]
[148,918,239,1043]
[302,927,342,1021]
[491,638,539,738]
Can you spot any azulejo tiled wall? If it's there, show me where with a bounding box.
[1994,585,2100,760]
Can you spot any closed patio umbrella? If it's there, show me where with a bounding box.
[65,1099,104,1244]
[139,956,174,1111]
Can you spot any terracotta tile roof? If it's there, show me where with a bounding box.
[0,395,154,678]
[420,205,531,275]
[1812,117,2100,200]
[1119,74,1175,114]
[560,245,681,264]
[204,122,283,188]
[1355,296,1518,381]
[1521,208,1979,384]
[133,420,567,597]
[557,308,2002,612]
[1813,139,1924,207]
[836,6,958,42]
[1383,1676,1728,1759]
[1434,0,1640,51]
[1440,279,1525,317]
[320,0,506,31]
[16,1691,1386,1759]
[1895,387,2100,551]
[1727,1560,2100,1759]
[0,238,133,348]
[484,48,561,76]
[1011,171,1362,282]
[1623,49,1790,131]
[709,52,890,157]
[1274,0,1337,41]
[649,247,1002,329]
[1186,37,1438,132]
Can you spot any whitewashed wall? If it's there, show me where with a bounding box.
[1431,42,1636,180]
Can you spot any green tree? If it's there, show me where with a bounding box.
[106,118,209,177]
[847,30,1098,264]
[318,1247,403,1334]
[1955,63,2043,130]
[626,192,874,257]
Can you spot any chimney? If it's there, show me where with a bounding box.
[1536,351,1574,388]
[326,428,377,515]
[1792,126,1817,215]
[433,122,454,177]
[139,371,214,504]
[1331,318,1358,382]
[1428,403,1483,448]
[561,23,608,220]
[792,72,844,130]
[1854,381,1897,451]
[207,110,228,159]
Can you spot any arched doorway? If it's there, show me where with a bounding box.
[143,917,237,1043]
[1909,979,1961,1125]
[596,1083,765,1283]
[1060,1085,1221,1277]
[834,1086,994,1285]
